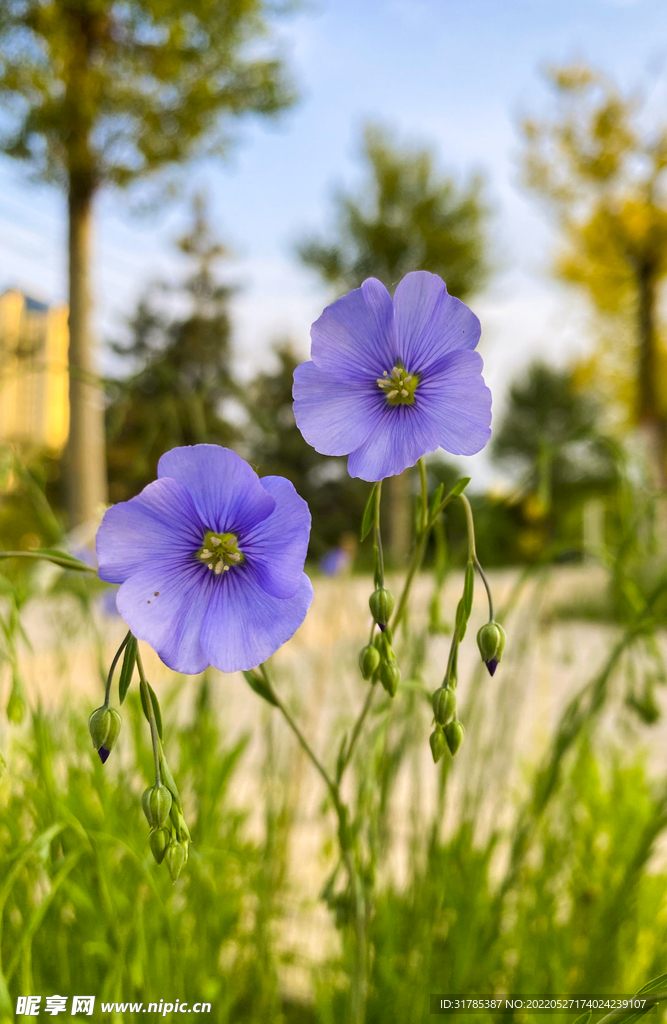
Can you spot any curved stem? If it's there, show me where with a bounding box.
[136,647,162,786]
[373,481,384,589]
[0,550,97,573]
[458,493,477,561]
[475,556,494,621]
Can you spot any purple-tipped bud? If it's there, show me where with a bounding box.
[98,746,110,764]
[476,621,506,676]
[369,588,395,628]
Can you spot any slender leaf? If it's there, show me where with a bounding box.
[118,635,138,704]
[637,976,667,996]
[242,670,278,707]
[449,477,470,498]
[360,483,379,541]
[0,549,95,573]
[140,680,164,741]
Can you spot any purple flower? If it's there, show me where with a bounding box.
[96,445,313,674]
[293,271,492,480]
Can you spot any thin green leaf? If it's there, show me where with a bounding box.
[118,635,138,704]
[242,670,278,707]
[449,477,471,498]
[637,975,667,996]
[0,549,95,573]
[140,681,164,741]
[571,1011,591,1024]
[360,484,379,541]
[428,483,444,519]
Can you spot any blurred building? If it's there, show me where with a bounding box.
[0,290,69,453]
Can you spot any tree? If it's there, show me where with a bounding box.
[298,123,490,564]
[0,0,295,526]
[521,63,667,486]
[492,360,619,553]
[106,195,238,503]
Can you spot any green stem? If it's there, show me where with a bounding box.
[258,663,368,1024]
[136,647,162,786]
[374,481,384,589]
[458,493,476,561]
[418,458,428,533]
[338,683,377,781]
[103,631,131,708]
[475,556,494,621]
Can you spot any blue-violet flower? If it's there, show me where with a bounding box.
[96,445,313,674]
[293,271,492,480]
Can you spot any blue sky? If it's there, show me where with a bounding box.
[1,0,666,484]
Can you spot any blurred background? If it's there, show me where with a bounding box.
[2,0,667,1021]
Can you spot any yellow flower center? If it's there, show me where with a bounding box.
[376,365,419,405]
[197,531,244,575]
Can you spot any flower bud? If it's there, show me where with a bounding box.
[429,726,447,763]
[476,621,506,676]
[432,686,456,726]
[89,706,110,750]
[444,719,465,755]
[379,659,400,697]
[166,839,186,881]
[142,784,173,828]
[149,827,170,865]
[99,708,121,763]
[369,588,395,628]
[359,643,381,680]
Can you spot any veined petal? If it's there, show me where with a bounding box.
[116,560,212,675]
[393,271,481,374]
[417,349,492,455]
[293,361,382,456]
[242,476,311,599]
[96,478,205,585]
[310,278,395,382]
[346,403,442,481]
[200,571,313,673]
[158,445,275,534]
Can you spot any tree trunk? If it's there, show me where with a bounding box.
[637,261,667,489]
[64,182,108,528]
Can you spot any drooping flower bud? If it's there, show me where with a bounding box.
[379,659,400,697]
[444,719,465,755]
[432,686,456,726]
[166,839,186,881]
[359,643,381,680]
[429,726,447,763]
[476,621,506,676]
[89,706,111,750]
[142,784,173,829]
[99,708,121,763]
[369,588,395,629]
[149,827,170,865]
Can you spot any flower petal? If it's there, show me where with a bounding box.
[393,271,481,374]
[116,560,212,674]
[242,476,311,599]
[158,445,275,534]
[96,478,205,584]
[417,349,492,455]
[346,403,442,481]
[200,571,313,673]
[310,278,395,382]
[292,361,382,457]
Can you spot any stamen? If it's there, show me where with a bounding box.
[197,529,244,573]
[214,562,223,575]
[376,364,419,406]
[210,537,221,547]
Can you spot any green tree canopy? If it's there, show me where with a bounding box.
[299,123,489,299]
[520,62,667,485]
[0,0,295,525]
[106,195,238,504]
